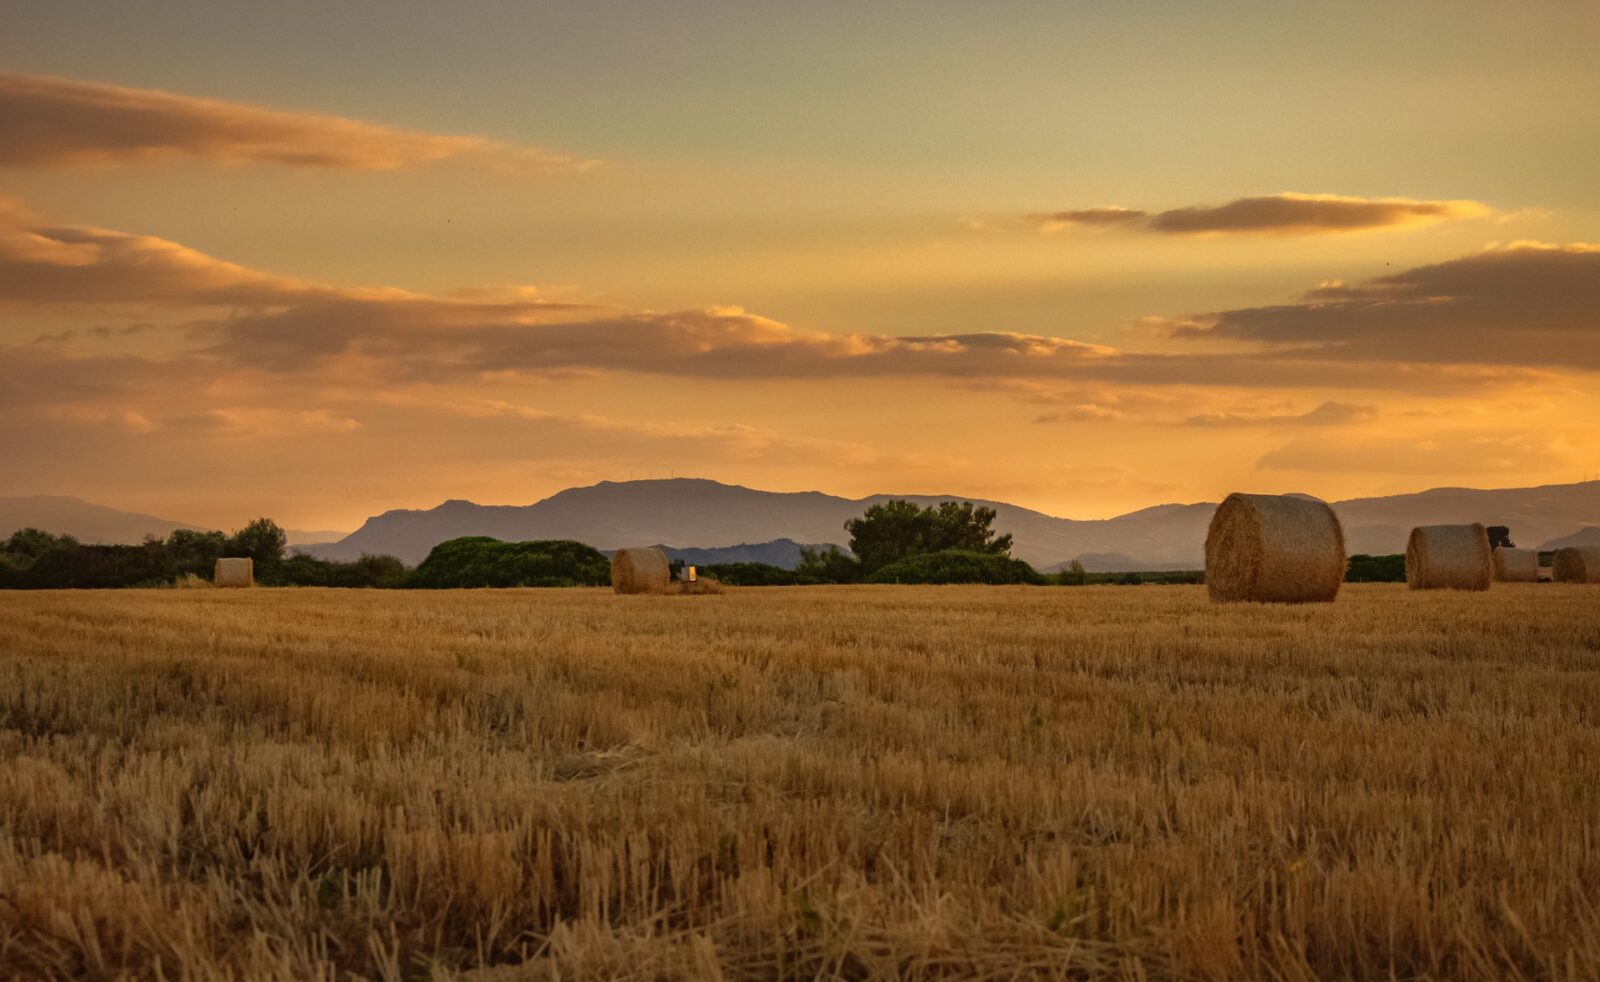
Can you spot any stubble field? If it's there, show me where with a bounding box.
[2,584,1599,979]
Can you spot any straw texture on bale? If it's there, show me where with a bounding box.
[213,557,254,588]
[1491,547,1540,583]
[610,547,671,594]
[1406,524,1492,591]
[1552,546,1600,583]
[1204,493,1346,603]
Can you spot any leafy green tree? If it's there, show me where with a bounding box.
[926,501,1012,555]
[5,528,76,559]
[225,518,287,575]
[165,529,228,577]
[846,500,931,573]
[845,499,1014,574]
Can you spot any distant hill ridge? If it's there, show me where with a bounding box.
[309,477,1600,567]
[7,479,1598,570]
[0,495,339,547]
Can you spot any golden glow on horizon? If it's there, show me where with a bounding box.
[2,0,1599,534]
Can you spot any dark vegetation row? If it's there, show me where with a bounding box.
[0,502,1418,589]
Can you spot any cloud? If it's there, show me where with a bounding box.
[1182,401,1378,427]
[0,72,594,174]
[0,202,1569,400]
[1033,193,1491,236]
[0,211,334,307]
[1035,207,1147,231]
[1181,241,1600,369]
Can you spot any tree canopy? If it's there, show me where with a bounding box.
[845,500,1013,575]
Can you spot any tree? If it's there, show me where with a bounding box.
[926,501,1012,555]
[5,528,75,559]
[846,500,931,573]
[226,518,287,572]
[165,529,227,577]
[845,499,1014,574]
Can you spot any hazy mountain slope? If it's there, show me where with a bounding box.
[313,478,1600,568]
[25,478,1591,569]
[0,496,197,544]
[0,496,348,548]
[653,539,827,569]
[285,529,349,547]
[1540,526,1600,550]
[1333,482,1600,555]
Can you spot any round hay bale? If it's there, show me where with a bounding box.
[610,547,671,594]
[1553,546,1600,583]
[1405,524,1492,591]
[1204,493,1346,603]
[1491,546,1539,583]
[213,557,254,588]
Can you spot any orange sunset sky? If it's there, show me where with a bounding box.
[3,2,1599,532]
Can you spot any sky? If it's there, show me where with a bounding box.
[2,0,1599,532]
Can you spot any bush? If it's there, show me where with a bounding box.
[1346,554,1405,583]
[699,562,810,586]
[0,521,408,589]
[864,549,1044,585]
[1057,560,1089,586]
[269,553,408,588]
[19,540,176,589]
[410,537,610,588]
[796,545,863,584]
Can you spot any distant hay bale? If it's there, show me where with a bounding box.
[1492,547,1539,583]
[213,557,254,588]
[1406,525,1492,591]
[610,547,671,594]
[1553,547,1600,583]
[1204,493,1346,603]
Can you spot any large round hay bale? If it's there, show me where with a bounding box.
[1405,524,1492,591]
[1491,546,1539,583]
[1204,493,1346,603]
[213,557,254,588]
[1553,547,1600,583]
[610,547,670,594]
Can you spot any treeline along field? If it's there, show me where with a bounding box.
[2,584,1599,977]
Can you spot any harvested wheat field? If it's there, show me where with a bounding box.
[3,585,1600,979]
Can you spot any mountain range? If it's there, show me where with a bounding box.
[5,480,1598,570]
[0,496,340,548]
[311,478,1599,568]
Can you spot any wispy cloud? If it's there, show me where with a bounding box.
[0,72,596,174]
[1035,207,1147,231]
[1177,241,1600,369]
[0,203,1575,415]
[1035,192,1491,236]
[1181,401,1378,427]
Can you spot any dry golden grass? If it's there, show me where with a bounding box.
[2,584,1599,979]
